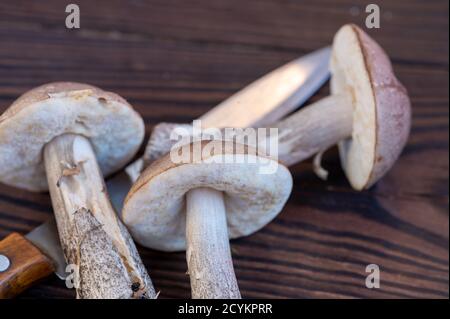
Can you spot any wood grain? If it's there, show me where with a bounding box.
[0,0,448,298]
[0,232,54,298]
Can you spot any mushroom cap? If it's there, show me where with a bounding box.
[122,140,293,252]
[331,24,411,190]
[0,82,145,191]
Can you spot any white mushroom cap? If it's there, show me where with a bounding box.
[331,24,411,190]
[0,82,145,191]
[122,141,293,252]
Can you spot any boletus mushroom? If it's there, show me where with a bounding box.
[143,24,411,190]
[122,140,292,298]
[0,83,156,298]
[275,24,411,189]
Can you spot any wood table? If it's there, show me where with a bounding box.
[0,0,448,299]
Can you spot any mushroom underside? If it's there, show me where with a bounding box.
[123,154,293,252]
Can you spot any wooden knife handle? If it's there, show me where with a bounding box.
[0,232,55,299]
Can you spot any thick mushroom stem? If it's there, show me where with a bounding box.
[186,187,241,299]
[44,133,155,299]
[275,93,354,166]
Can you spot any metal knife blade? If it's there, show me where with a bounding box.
[200,46,331,128]
[107,46,331,213]
[25,218,67,279]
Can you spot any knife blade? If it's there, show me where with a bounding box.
[107,46,331,213]
[200,46,331,128]
[0,218,67,298]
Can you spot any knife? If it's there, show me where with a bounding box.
[0,218,66,298]
[107,46,331,212]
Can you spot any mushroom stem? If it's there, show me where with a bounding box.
[275,93,354,166]
[186,187,241,299]
[44,133,155,299]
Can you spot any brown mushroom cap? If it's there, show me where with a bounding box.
[0,82,145,191]
[122,140,293,252]
[331,24,411,190]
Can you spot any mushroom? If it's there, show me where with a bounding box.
[0,82,156,298]
[142,24,411,190]
[275,24,411,189]
[122,140,292,298]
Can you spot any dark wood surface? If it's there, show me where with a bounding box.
[0,0,448,299]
